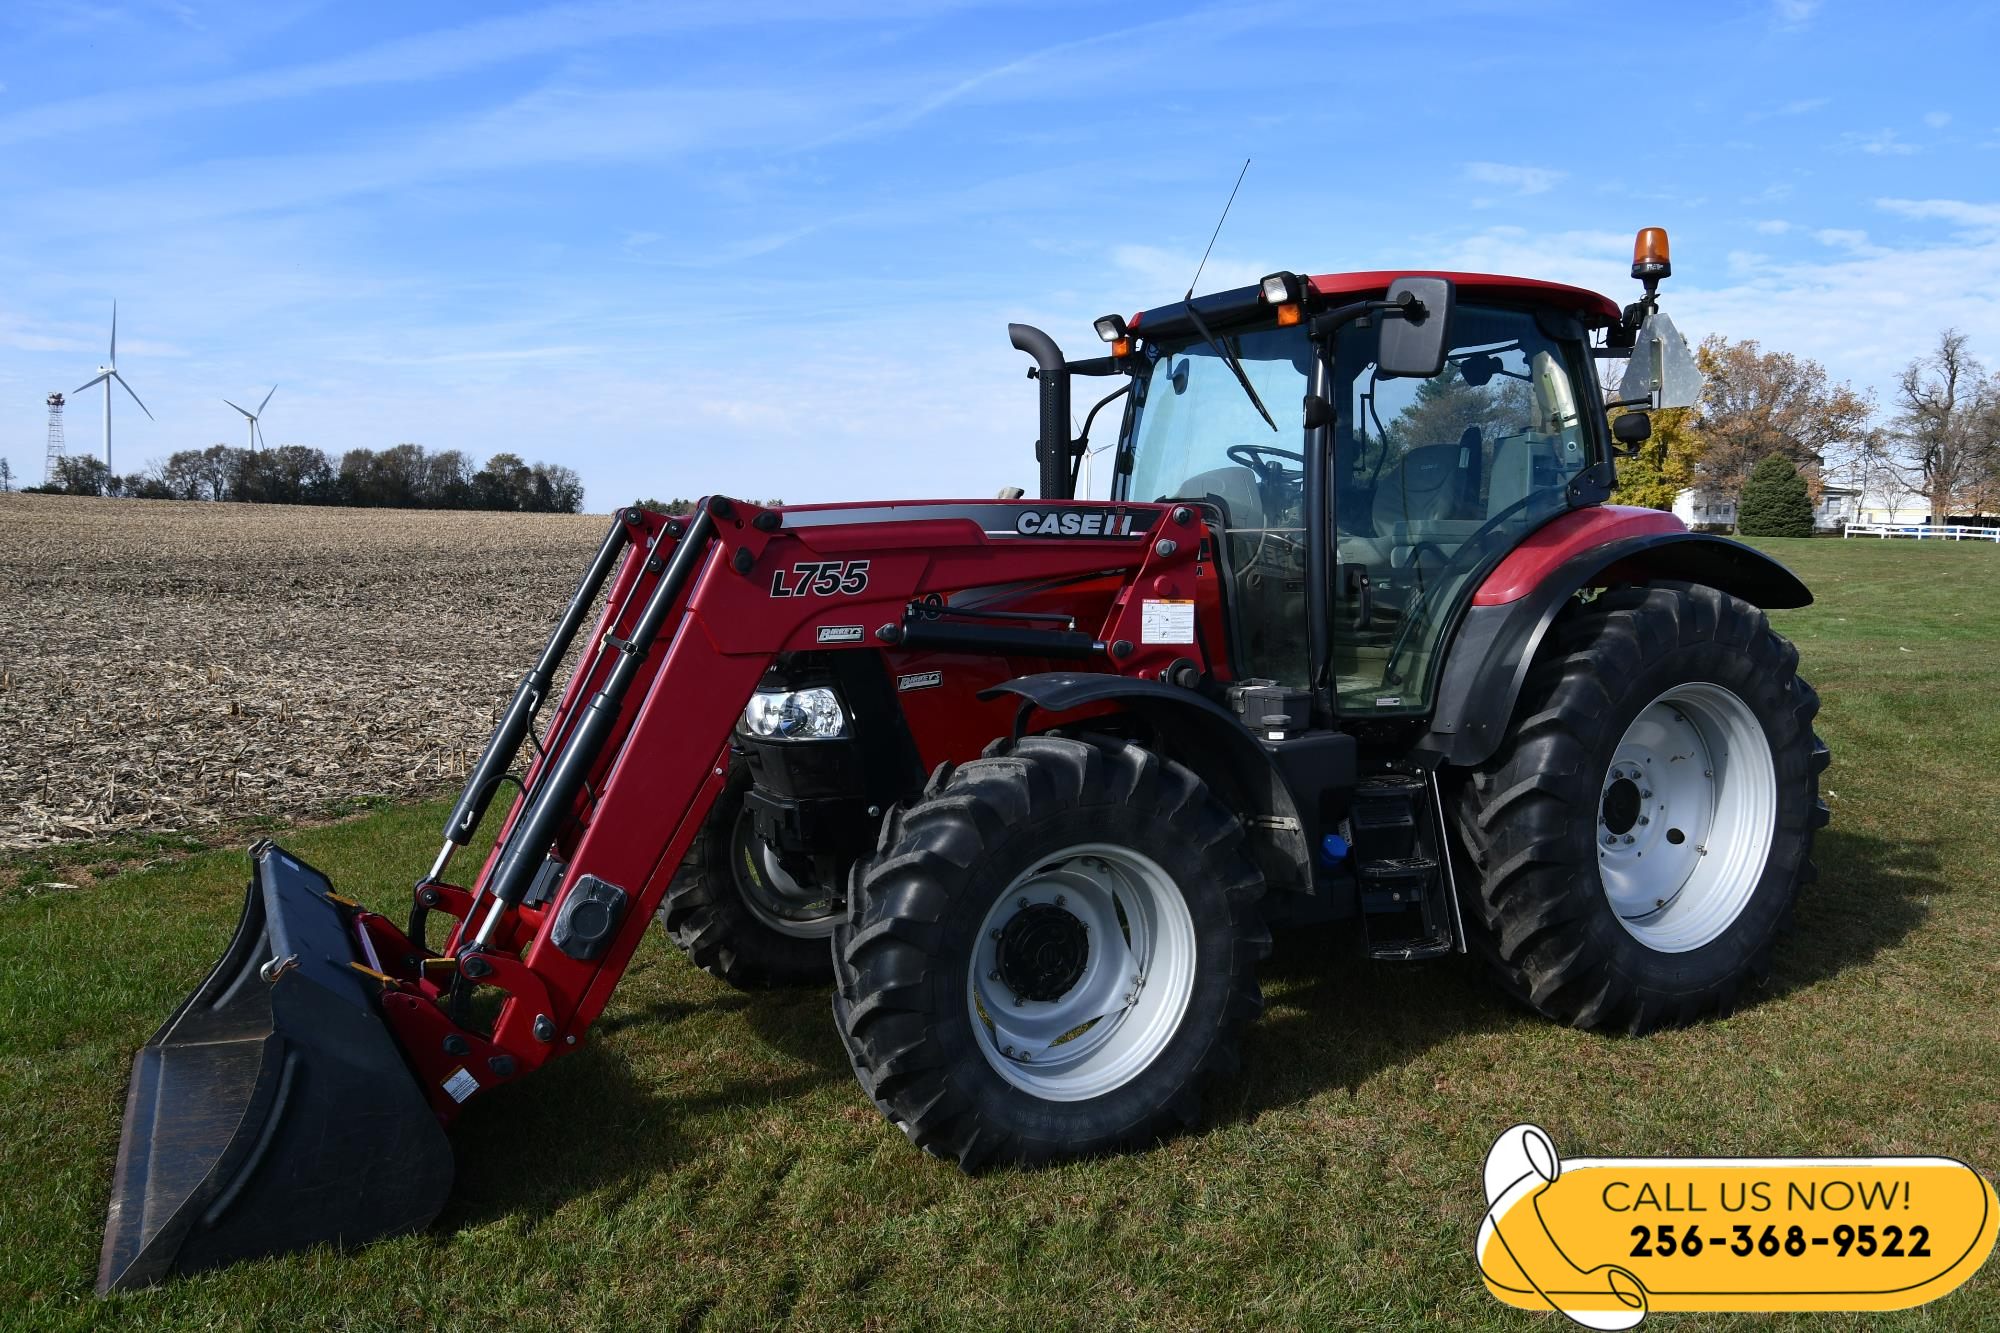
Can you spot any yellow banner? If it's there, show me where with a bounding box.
[1477,1124,1997,1327]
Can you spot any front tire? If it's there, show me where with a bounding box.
[833,735,1268,1169]
[657,764,839,989]
[1456,582,1830,1034]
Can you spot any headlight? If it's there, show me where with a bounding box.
[741,686,848,740]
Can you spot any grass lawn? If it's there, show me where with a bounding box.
[3,538,1997,1331]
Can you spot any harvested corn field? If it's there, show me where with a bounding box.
[0,493,604,852]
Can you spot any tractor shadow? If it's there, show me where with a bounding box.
[441,971,850,1230]
[1220,825,1935,1126]
[441,828,1931,1222]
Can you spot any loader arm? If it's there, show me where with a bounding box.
[98,494,1211,1290]
[411,495,1210,1099]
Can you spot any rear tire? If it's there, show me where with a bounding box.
[657,764,838,989]
[1455,582,1830,1034]
[833,734,1268,1169]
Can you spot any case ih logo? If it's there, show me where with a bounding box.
[1014,507,1143,538]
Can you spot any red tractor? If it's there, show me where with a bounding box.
[100,228,1828,1290]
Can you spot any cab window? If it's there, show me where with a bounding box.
[1331,305,1595,714]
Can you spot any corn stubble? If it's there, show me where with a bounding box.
[0,493,604,852]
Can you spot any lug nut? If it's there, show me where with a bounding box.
[1622,835,1635,845]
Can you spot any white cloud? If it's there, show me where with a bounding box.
[1752,219,1792,235]
[1435,208,2000,432]
[1842,129,1918,156]
[1776,96,1829,116]
[1108,244,1271,297]
[1878,198,2000,231]
[1771,0,1820,27]
[1924,111,1953,129]
[0,0,944,148]
[1461,162,1565,198]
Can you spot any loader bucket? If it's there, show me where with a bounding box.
[97,842,453,1293]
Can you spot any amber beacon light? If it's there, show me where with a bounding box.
[1632,226,1671,281]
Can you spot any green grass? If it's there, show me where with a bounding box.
[3,538,1997,1331]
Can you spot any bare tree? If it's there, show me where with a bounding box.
[0,458,12,492]
[1886,330,2000,521]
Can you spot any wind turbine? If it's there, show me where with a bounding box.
[223,385,276,451]
[72,302,152,472]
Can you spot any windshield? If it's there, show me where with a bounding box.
[1124,325,1311,504]
[1121,324,1313,684]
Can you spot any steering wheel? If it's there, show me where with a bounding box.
[1216,445,1305,575]
[1227,444,1305,473]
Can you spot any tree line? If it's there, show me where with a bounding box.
[23,443,585,513]
[1613,328,2000,531]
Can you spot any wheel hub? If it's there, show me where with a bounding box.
[729,812,839,939]
[1596,682,1777,952]
[966,844,1197,1101]
[995,902,1089,1001]
[1600,777,1643,836]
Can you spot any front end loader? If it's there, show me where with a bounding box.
[100,227,1830,1289]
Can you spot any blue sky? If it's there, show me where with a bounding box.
[3,0,1996,507]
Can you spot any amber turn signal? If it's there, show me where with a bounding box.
[1632,226,1671,280]
[1275,302,1301,327]
[1111,338,1132,357]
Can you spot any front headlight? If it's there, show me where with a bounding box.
[741,686,848,740]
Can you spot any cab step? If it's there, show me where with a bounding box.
[1352,770,1463,960]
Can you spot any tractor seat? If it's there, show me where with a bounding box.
[1176,465,1265,545]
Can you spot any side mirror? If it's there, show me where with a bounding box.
[1378,277,1454,379]
[1616,309,1703,410]
[1610,410,1652,456]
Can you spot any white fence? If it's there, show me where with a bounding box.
[1845,522,2000,542]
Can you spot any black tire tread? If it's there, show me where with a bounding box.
[1453,582,1828,1035]
[832,734,1269,1170]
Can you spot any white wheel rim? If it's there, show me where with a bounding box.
[1597,681,1776,953]
[967,843,1197,1101]
[730,813,840,940]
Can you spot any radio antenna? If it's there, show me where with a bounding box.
[1186,157,1251,301]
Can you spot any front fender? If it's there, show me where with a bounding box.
[980,673,1348,892]
[1419,523,1812,768]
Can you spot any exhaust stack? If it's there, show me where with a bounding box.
[1008,323,1074,501]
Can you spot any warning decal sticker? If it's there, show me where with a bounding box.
[1141,599,1195,645]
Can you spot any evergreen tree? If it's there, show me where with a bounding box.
[1736,454,1815,537]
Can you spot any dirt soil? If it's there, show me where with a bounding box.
[0,493,605,853]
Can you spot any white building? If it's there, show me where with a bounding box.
[1671,483,1878,533]
[1672,488,1736,530]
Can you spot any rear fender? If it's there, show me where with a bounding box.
[981,673,1350,892]
[1419,526,1812,767]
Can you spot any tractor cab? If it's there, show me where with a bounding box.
[1108,271,1624,722]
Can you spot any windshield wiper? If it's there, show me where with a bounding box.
[1184,303,1278,432]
